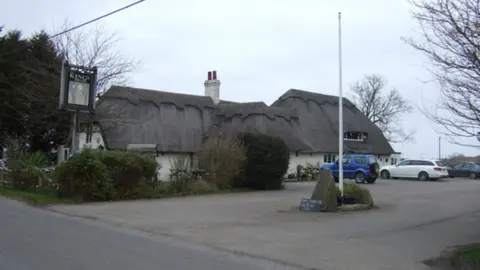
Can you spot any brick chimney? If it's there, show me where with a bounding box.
[204,70,221,104]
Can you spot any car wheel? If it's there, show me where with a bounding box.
[381,170,390,179]
[418,171,429,181]
[354,172,366,184]
[334,177,339,183]
[470,172,477,179]
[366,178,376,184]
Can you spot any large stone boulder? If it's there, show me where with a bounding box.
[356,186,374,206]
[310,170,338,212]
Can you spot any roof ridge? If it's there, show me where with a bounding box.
[107,85,209,99]
[288,88,350,100]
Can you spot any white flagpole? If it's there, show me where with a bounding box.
[338,12,344,196]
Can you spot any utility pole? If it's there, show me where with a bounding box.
[338,12,344,196]
[438,136,441,160]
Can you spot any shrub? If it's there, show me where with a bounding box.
[139,181,170,199]
[186,180,218,195]
[343,183,360,197]
[238,133,290,190]
[101,150,158,199]
[336,183,374,206]
[54,149,158,201]
[197,134,246,189]
[54,149,113,201]
[7,152,51,190]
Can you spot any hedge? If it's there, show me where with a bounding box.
[238,132,290,190]
[54,149,158,201]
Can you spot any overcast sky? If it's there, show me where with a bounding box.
[2,0,479,158]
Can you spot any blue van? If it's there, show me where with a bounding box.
[320,154,379,184]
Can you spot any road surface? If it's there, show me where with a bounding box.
[0,197,303,270]
[50,179,480,270]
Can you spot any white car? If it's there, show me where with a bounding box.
[379,159,449,181]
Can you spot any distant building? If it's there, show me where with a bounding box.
[79,71,399,180]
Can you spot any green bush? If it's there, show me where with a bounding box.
[336,183,374,206]
[7,152,51,190]
[238,133,290,190]
[186,180,218,195]
[101,151,158,199]
[343,183,360,197]
[55,149,113,201]
[54,149,158,201]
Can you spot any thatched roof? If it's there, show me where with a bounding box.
[93,86,394,155]
[94,86,310,152]
[271,89,395,155]
[213,102,311,151]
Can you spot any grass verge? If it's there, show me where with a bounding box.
[0,187,77,206]
[455,243,480,264]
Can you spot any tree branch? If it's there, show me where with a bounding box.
[351,74,415,143]
[403,0,480,148]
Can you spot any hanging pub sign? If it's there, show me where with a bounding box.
[58,61,98,112]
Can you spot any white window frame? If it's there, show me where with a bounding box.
[323,154,336,163]
[343,131,366,142]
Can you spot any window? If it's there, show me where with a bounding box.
[398,160,411,166]
[409,160,421,166]
[324,154,336,163]
[410,160,434,166]
[386,158,389,163]
[368,156,377,164]
[342,157,351,164]
[453,164,464,169]
[463,163,473,170]
[435,161,445,167]
[343,131,368,142]
[354,156,367,164]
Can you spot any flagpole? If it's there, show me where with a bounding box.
[338,12,344,196]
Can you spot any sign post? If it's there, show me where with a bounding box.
[59,61,98,156]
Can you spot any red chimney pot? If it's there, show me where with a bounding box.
[207,71,212,80]
[212,70,217,80]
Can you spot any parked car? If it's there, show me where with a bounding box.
[320,154,380,184]
[379,159,448,181]
[447,162,480,179]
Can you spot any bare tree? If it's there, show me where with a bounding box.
[351,74,415,143]
[51,20,140,95]
[403,0,480,148]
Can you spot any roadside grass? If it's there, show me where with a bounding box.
[0,187,77,206]
[455,243,480,263]
[0,184,257,206]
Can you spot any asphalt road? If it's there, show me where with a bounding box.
[50,178,480,270]
[0,197,303,270]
